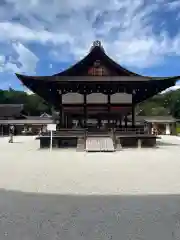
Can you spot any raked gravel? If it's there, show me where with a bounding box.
[0,135,180,195]
[0,135,180,239]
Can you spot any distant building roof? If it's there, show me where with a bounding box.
[24,114,52,120]
[0,104,24,118]
[134,115,177,123]
[0,119,54,125]
[144,116,177,123]
[40,112,51,118]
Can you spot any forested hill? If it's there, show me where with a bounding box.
[138,89,180,118]
[0,88,180,117]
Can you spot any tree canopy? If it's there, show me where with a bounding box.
[0,88,52,116]
[138,89,180,118]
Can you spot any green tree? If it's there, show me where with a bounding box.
[0,89,51,116]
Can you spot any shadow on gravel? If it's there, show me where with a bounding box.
[0,189,180,240]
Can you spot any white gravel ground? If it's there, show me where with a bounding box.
[0,135,180,240]
[0,135,180,195]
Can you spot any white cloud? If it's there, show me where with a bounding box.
[0,22,74,45]
[0,53,19,73]
[0,0,180,70]
[0,42,38,74]
[0,55,5,72]
[12,42,38,73]
[166,1,180,10]
[0,42,39,74]
[161,84,180,94]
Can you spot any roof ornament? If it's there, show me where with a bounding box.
[93,40,101,47]
[90,40,105,52]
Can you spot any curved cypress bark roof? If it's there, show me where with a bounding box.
[53,42,140,77]
[15,41,180,81]
[15,41,180,105]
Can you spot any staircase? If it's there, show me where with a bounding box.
[86,137,115,152]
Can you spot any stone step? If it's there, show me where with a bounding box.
[76,137,85,152]
[86,137,115,152]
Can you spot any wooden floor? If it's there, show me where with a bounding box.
[37,128,158,150]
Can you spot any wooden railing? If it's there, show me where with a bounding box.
[115,127,148,135]
[40,126,150,137]
[41,128,85,137]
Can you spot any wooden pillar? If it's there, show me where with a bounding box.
[59,91,63,128]
[125,115,128,128]
[84,93,87,128]
[119,116,122,128]
[1,125,3,136]
[108,94,110,128]
[65,115,67,128]
[173,122,177,135]
[132,91,135,128]
[132,104,135,128]
[98,118,101,128]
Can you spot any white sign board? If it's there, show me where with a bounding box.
[47,124,56,132]
[47,124,56,151]
[166,124,170,135]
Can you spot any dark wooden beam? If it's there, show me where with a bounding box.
[61,103,132,107]
[54,76,152,82]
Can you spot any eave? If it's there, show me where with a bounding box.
[15,73,180,83]
[15,41,180,106]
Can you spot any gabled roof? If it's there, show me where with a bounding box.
[15,41,180,105]
[53,40,139,77]
[15,41,180,82]
[0,104,24,118]
[0,119,54,125]
[144,116,177,123]
[24,113,52,120]
[40,112,51,118]
[128,115,177,123]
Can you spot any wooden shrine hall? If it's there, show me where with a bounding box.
[16,40,180,151]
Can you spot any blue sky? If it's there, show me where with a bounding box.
[1,0,180,93]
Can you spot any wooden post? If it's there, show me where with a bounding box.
[1,125,3,136]
[59,90,63,128]
[119,116,122,128]
[125,115,128,128]
[108,94,110,129]
[50,130,53,151]
[174,122,177,136]
[84,93,87,128]
[132,92,135,128]
[132,104,135,128]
